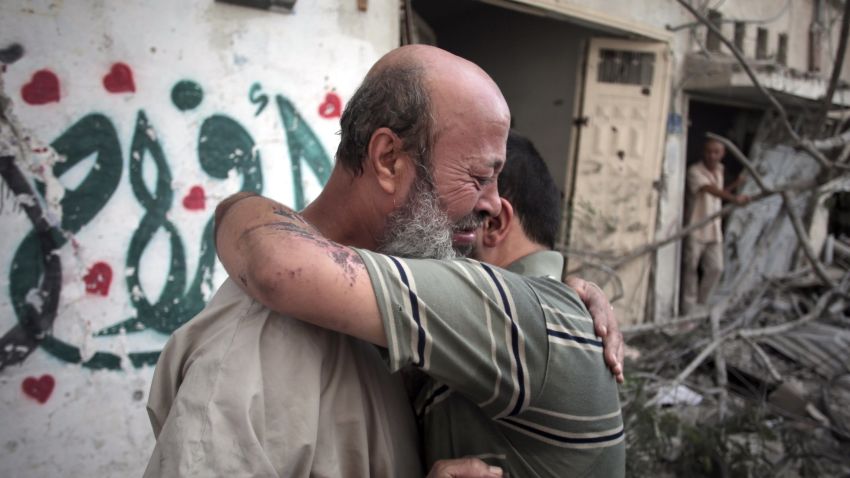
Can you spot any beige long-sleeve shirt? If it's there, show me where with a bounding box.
[145,278,422,477]
[686,161,724,243]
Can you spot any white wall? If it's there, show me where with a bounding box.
[0,0,397,475]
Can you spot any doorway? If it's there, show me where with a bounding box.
[680,99,764,309]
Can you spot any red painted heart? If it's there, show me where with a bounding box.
[84,262,113,296]
[103,62,135,93]
[182,185,206,211]
[318,92,342,119]
[22,375,55,404]
[21,70,60,105]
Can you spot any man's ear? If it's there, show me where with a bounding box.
[366,127,413,195]
[481,198,513,247]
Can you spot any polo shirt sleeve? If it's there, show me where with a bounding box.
[355,248,544,419]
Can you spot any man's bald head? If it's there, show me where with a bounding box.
[335,45,508,177]
[333,45,510,259]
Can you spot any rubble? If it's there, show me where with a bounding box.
[621,263,850,476]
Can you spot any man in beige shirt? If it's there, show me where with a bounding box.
[681,138,749,313]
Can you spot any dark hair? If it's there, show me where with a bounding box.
[500,130,562,249]
[335,63,433,175]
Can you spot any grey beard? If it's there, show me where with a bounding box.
[378,176,457,260]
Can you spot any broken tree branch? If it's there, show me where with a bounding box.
[608,185,807,269]
[646,298,840,407]
[738,280,848,339]
[705,132,772,193]
[781,190,837,288]
[743,337,783,382]
[810,130,850,151]
[838,141,850,165]
[645,337,722,407]
[608,180,810,269]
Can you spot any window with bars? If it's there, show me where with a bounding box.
[597,49,656,86]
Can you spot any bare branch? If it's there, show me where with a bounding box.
[645,335,722,407]
[809,130,850,151]
[780,190,837,288]
[609,187,778,269]
[738,282,846,339]
[838,141,850,165]
[743,337,783,382]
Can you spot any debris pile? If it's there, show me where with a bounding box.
[621,266,850,476]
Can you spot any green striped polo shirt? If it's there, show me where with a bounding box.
[356,249,625,478]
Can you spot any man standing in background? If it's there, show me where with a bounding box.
[682,137,749,313]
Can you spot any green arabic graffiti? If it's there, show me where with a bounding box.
[277,95,332,210]
[4,82,333,370]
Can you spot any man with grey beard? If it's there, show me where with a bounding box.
[145,45,621,478]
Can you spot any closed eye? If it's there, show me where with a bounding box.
[475,175,496,186]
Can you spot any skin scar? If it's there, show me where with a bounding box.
[240,209,365,286]
[272,205,309,225]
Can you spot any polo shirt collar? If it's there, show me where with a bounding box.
[505,250,564,279]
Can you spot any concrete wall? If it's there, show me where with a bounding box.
[0,0,397,475]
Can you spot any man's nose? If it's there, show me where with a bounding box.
[476,182,501,217]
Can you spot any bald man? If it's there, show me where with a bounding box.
[146,45,621,477]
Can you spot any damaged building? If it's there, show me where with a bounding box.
[404,0,850,325]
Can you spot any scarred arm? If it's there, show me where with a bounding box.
[214,194,387,346]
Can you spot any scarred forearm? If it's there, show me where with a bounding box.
[213,194,386,345]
